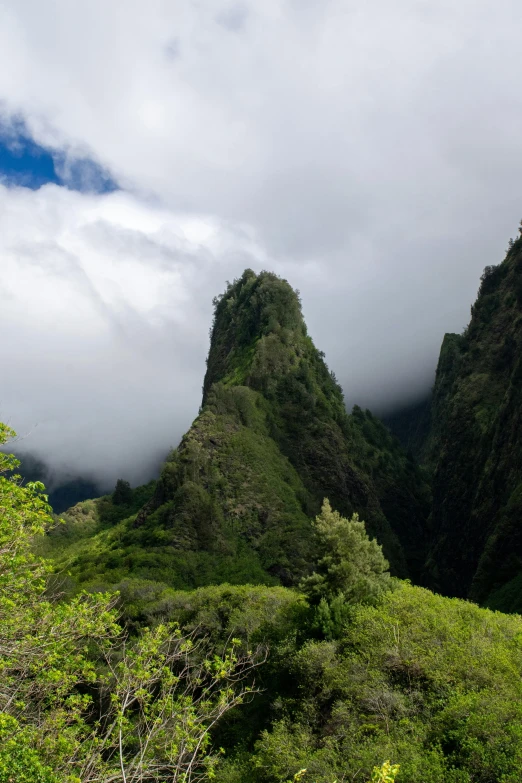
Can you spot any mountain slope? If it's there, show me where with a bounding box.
[45,270,430,590]
[424,238,522,609]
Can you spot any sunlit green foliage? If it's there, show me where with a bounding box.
[0,425,264,782]
[215,583,522,783]
[300,500,392,639]
[0,714,58,783]
[369,761,400,783]
[0,424,119,780]
[301,499,391,606]
[76,572,522,783]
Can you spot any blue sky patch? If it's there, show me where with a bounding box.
[0,120,118,193]
[0,129,58,188]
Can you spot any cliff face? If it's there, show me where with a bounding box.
[426,240,522,609]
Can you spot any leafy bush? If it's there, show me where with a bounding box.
[0,424,263,782]
[214,583,522,783]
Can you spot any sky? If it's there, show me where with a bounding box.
[1,0,522,489]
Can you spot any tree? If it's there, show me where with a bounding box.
[301,499,391,609]
[0,422,119,780]
[112,478,133,505]
[0,423,262,782]
[81,627,262,783]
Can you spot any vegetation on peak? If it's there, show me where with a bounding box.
[140,270,433,584]
[203,270,310,399]
[39,269,432,593]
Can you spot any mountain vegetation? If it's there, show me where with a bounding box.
[4,421,522,782]
[386,230,522,612]
[5,257,522,782]
[40,270,431,593]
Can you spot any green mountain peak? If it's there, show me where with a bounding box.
[203,269,310,399]
[44,270,431,591]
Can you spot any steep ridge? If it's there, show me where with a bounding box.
[44,270,430,590]
[424,237,522,609]
[203,271,430,562]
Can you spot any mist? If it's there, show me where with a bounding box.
[1,0,521,488]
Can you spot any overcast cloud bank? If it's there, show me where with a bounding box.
[1,0,521,486]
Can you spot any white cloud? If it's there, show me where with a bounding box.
[0,184,267,486]
[0,0,521,483]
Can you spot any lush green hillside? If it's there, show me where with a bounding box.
[5,420,522,783]
[77,573,522,783]
[74,575,522,783]
[200,582,522,783]
[8,253,522,783]
[44,270,430,592]
[48,253,522,611]
[422,236,522,609]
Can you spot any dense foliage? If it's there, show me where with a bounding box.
[300,500,392,638]
[13,456,522,782]
[222,583,522,783]
[413,234,522,609]
[0,425,261,782]
[103,567,522,783]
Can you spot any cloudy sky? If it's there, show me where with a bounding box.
[1,0,521,488]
